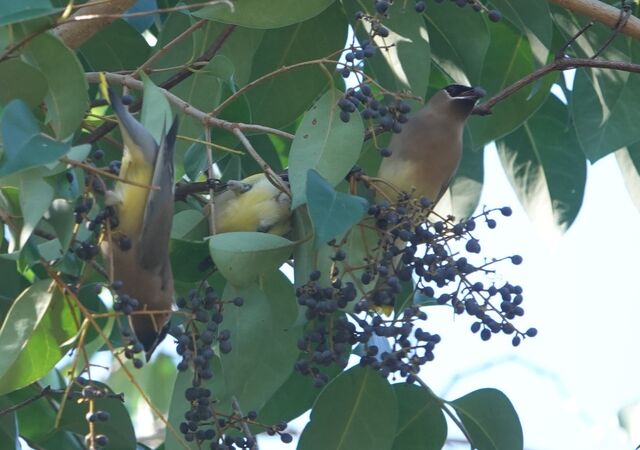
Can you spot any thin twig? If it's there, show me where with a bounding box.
[473,56,640,115]
[81,24,237,145]
[591,1,631,58]
[205,126,216,235]
[129,19,208,79]
[85,72,295,140]
[231,396,258,450]
[232,128,291,197]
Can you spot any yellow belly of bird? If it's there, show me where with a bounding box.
[377,159,441,202]
[116,156,153,238]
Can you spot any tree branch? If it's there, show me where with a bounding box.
[80,24,237,145]
[54,0,137,49]
[473,56,640,115]
[546,0,640,40]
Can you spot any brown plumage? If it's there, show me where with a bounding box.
[377,84,485,203]
[102,88,178,360]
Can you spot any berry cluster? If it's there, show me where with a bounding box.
[70,378,114,449]
[171,287,293,448]
[338,84,413,154]
[294,184,535,383]
[294,275,359,386]
[337,39,377,81]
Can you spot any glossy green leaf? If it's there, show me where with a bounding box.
[0,0,57,26]
[299,366,398,450]
[490,0,552,65]
[289,89,365,208]
[306,169,368,247]
[0,280,53,393]
[392,383,447,450]
[345,0,430,106]
[0,285,80,395]
[616,144,640,213]
[467,19,554,148]
[79,19,150,71]
[450,388,523,450]
[217,271,301,411]
[0,397,19,450]
[194,0,335,28]
[18,171,54,247]
[497,95,586,233]
[22,32,88,139]
[164,370,197,450]
[0,59,47,108]
[208,232,295,287]
[0,100,71,178]
[56,382,136,449]
[141,74,173,144]
[426,1,490,84]
[46,199,74,251]
[169,238,211,282]
[258,355,342,426]
[242,3,348,128]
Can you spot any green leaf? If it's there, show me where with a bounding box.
[0,280,52,394]
[490,0,552,65]
[345,0,430,106]
[242,3,348,128]
[216,271,301,411]
[299,366,398,450]
[165,370,197,450]
[169,238,211,282]
[0,58,47,108]
[79,19,150,71]
[466,19,554,148]
[258,355,342,426]
[556,16,640,162]
[289,89,365,208]
[497,95,586,233]
[208,232,295,287]
[141,74,173,144]
[616,144,640,213]
[22,32,88,139]
[0,397,19,450]
[18,170,54,247]
[194,0,335,28]
[0,0,57,26]
[46,199,75,251]
[450,388,523,450]
[56,382,136,449]
[0,100,71,178]
[306,169,368,247]
[426,1,490,84]
[392,383,447,450]
[0,284,80,395]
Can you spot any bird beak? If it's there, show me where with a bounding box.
[456,86,486,102]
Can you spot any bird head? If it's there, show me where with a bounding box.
[438,84,485,119]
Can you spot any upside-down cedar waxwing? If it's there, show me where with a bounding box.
[213,173,292,235]
[102,88,178,360]
[377,84,485,203]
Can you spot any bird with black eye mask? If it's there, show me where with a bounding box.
[377,84,485,204]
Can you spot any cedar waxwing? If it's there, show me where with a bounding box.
[213,173,292,235]
[377,84,485,203]
[102,88,178,360]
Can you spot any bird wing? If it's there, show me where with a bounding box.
[138,116,179,271]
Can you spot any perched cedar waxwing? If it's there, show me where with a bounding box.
[213,173,292,235]
[102,88,178,360]
[377,84,485,203]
